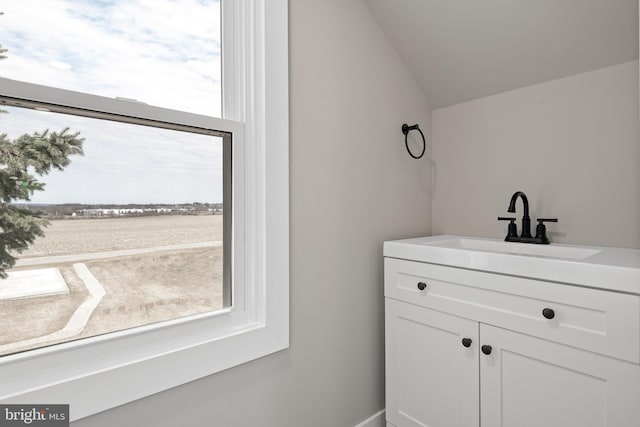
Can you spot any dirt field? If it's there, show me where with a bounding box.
[19,215,223,257]
[0,215,225,355]
[79,246,223,339]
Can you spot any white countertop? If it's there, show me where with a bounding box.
[384,235,640,295]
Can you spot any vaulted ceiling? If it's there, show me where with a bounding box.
[364,0,639,108]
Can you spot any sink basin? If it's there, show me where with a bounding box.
[384,235,640,293]
[424,237,601,260]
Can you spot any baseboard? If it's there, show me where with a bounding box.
[354,409,385,427]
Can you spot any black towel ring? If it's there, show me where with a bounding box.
[401,123,426,159]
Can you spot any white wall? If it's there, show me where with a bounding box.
[71,0,432,426]
[432,61,640,248]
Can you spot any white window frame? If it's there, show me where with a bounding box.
[0,0,289,421]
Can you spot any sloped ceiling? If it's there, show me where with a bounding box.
[364,0,639,108]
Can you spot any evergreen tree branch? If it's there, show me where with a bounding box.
[0,128,84,277]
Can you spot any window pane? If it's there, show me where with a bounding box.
[0,0,221,117]
[0,106,227,357]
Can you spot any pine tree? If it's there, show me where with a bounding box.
[0,129,84,278]
[0,10,85,278]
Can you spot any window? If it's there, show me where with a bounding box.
[0,106,232,357]
[0,0,232,354]
[0,0,289,421]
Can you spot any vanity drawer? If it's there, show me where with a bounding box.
[385,257,640,363]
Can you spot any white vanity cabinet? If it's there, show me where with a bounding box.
[385,298,479,427]
[479,323,639,427]
[384,236,640,427]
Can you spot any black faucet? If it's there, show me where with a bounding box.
[508,191,532,239]
[498,191,557,244]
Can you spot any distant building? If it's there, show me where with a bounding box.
[75,208,171,217]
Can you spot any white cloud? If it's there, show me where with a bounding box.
[49,60,72,70]
[0,0,221,116]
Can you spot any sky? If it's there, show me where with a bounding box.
[0,0,223,204]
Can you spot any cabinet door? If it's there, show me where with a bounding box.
[385,298,479,427]
[480,324,640,427]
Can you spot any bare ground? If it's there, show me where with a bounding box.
[19,215,223,257]
[79,246,223,339]
[0,215,224,356]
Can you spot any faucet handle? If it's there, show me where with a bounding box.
[537,218,558,223]
[535,218,558,244]
[498,217,518,240]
